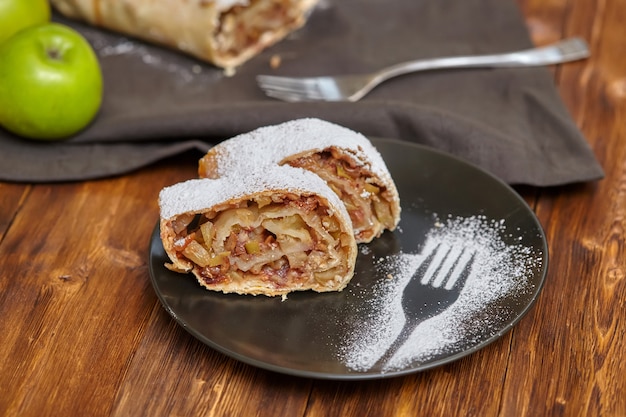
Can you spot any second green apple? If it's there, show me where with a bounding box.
[0,0,50,44]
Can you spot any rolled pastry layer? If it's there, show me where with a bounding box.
[198,118,401,243]
[159,166,357,296]
[50,0,319,69]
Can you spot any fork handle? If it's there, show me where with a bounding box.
[375,38,590,83]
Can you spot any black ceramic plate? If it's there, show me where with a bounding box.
[148,138,548,380]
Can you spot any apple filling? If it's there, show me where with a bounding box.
[216,0,309,61]
[164,194,353,291]
[285,150,397,243]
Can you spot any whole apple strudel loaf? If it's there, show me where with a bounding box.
[159,166,358,296]
[50,0,319,69]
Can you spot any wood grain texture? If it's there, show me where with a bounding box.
[305,340,513,417]
[0,160,196,416]
[1,0,625,416]
[0,184,29,239]
[110,305,312,417]
[504,0,626,415]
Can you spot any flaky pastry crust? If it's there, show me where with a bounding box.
[51,0,318,69]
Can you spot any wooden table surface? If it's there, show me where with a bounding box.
[1,0,625,415]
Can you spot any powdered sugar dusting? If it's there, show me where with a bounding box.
[98,39,221,84]
[206,119,396,197]
[159,165,350,224]
[338,215,543,372]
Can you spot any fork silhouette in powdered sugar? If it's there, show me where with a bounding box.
[372,243,476,370]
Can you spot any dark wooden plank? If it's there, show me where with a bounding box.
[0,157,198,416]
[2,1,624,415]
[501,0,626,415]
[0,183,29,239]
[95,151,314,416]
[304,338,513,417]
[110,304,312,417]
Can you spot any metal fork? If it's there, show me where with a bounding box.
[372,243,476,370]
[257,37,589,102]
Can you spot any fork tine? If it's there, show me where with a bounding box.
[413,243,442,285]
[443,250,475,290]
[257,74,348,101]
[256,75,317,91]
[431,247,466,288]
[257,82,316,99]
[420,244,452,285]
[261,86,330,102]
[262,85,326,99]
[258,83,326,99]
[419,245,475,289]
[256,75,292,87]
[263,90,313,102]
[257,75,344,101]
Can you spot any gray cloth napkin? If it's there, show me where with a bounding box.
[0,0,604,185]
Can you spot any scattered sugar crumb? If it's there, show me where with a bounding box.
[270,54,282,69]
[86,34,221,85]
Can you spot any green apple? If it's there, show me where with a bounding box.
[0,0,51,45]
[0,23,103,140]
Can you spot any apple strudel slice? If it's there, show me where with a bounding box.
[50,0,319,69]
[159,166,357,296]
[198,118,401,243]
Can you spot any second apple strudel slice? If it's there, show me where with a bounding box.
[198,118,401,243]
